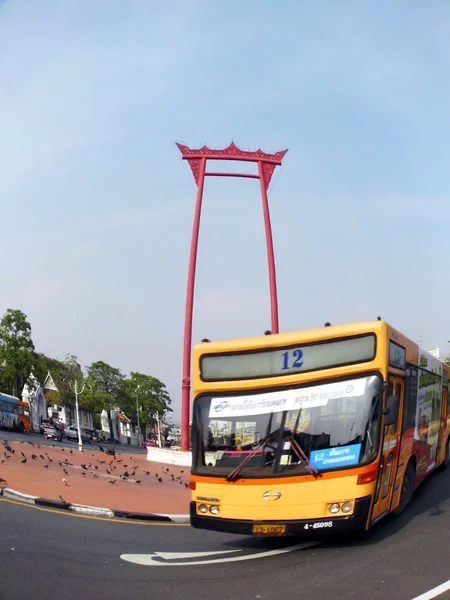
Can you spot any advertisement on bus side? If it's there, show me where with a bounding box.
[414,350,443,463]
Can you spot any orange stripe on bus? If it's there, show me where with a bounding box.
[190,462,379,486]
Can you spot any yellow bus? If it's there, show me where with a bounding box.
[189,320,450,537]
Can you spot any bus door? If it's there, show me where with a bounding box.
[370,376,403,523]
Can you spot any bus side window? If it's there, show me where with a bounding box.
[393,383,402,432]
[402,366,418,434]
[386,383,401,436]
[442,384,450,419]
[446,386,450,421]
[385,382,393,434]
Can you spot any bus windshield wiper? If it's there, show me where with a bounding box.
[226,411,274,482]
[226,434,272,482]
[286,406,320,477]
[289,436,320,477]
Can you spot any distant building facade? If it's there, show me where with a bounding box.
[22,372,94,433]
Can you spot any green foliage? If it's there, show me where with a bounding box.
[55,354,85,408]
[44,390,59,404]
[0,309,35,397]
[85,361,125,440]
[34,353,85,408]
[33,353,64,386]
[121,372,172,428]
[85,360,124,411]
[0,310,174,432]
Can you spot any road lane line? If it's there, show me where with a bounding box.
[0,498,188,526]
[411,580,450,600]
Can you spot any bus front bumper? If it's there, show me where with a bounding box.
[190,496,372,536]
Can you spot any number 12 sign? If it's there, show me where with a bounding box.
[281,349,303,371]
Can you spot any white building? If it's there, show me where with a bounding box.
[22,372,94,433]
[49,405,94,430]
[22,373,49,433]
[43,373,94,429]
[100,408,140,445]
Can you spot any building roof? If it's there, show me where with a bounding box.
[42,372,58,392]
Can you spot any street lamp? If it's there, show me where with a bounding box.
[69,378,86,452]
[135,386,141,447]
[155,413,162,448]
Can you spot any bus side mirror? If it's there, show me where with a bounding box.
[383,395,399,427]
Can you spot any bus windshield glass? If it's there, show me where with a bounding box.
[193,374,382,478]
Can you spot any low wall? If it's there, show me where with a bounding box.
[146,446,192,467]
[146,446,217,467]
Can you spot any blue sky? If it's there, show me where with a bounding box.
[1,0,450,420]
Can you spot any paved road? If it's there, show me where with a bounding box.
[1,467,450,600]
[0,429,146,455]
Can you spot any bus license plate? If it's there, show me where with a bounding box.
[252,524,286,536]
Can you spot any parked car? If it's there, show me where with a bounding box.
[64,425,91,443]
[43,420,63,442]
[40,419,52,435]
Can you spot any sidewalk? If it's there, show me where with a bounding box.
[0,439,190,518]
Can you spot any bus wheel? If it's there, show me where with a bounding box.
[392,461,415,517]
[19,422,25,434]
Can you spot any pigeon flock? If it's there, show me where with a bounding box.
[1,439,190,501]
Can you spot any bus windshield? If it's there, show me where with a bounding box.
[193,374,382,478]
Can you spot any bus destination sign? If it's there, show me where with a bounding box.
[200,334,376,382]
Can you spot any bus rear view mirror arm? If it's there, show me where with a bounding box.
[383,395,399,427]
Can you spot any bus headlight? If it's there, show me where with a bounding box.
[209,505,220,515]
[198,504,208,514]
[341,502,352,513]
[329,503,340,514]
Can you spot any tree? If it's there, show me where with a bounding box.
[33,353,65,386]
[0,309,35,397]
[32,353,83,408]
[57,354,85,408]
[121,372,172,440]
[85,361,124,441]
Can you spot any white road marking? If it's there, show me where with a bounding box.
[121,542,318,566]
[411,579,450,600]
[148,550,241,560]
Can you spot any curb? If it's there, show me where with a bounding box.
[0,487,190,523]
